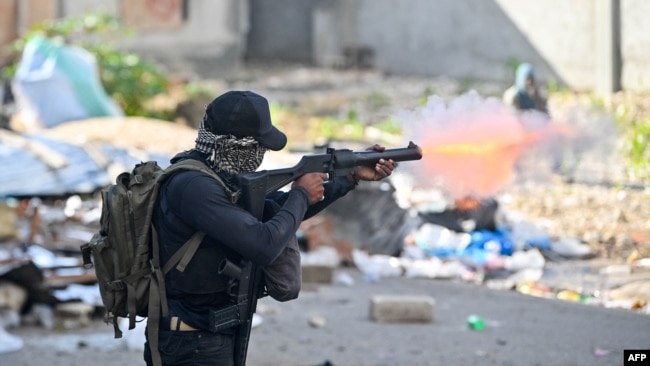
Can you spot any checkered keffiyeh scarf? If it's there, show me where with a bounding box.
[195,115,267,175]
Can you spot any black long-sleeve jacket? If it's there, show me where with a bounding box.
[152,151,357,330]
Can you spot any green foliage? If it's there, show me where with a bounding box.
[319,115,365,140]
[546,77,558,94]
[374,117,402,135]
[365,91,390,109]
[613,102,650,180]
[507,56,522,74]
[184,82,216,99]
[457,77,474,95]
[345,108,359,123]
[268,103,398,145]
[3,12,168,118]
[418,86,436,106]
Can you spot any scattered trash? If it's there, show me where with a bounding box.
[0,326,24,354]
[556,290,585,302]
[503,248,546,271]
[301,246,341,267]
[599,264,632,276]
[502,212,552,251]
[466,315,485,330]
[515,281,554,298]
[605,281,650,305]
[352,249,403,279]
[593,347,611,357]
[403,257,468,280]
[334,272,355,287]
[308,315,328,328]
[252,313,263,328]
[550,237,593,258]
[633,258,650,268]
[467,229,514,257]
[408,223,471,257]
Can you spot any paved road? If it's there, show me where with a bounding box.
[2,267,648,366]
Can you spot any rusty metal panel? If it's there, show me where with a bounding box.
[0,0,18,63]
[21,0,58,30]
[0,131,171,197]
[121,0,184,30]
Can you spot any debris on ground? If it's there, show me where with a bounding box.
[1,65,650,354]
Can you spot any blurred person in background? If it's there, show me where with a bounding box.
[503,62,549,116]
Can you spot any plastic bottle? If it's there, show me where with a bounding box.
[467,315,485,330]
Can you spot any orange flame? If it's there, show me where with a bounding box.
[409,120,567,197]
[401,93,573,198]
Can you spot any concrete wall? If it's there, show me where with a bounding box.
[245,0,316,63]
[116,0,250,79]
[312,0,603,91]
[251,0,650,93]
[3,0,649,92]
[621,0,650,92]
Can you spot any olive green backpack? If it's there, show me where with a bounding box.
[81,159,234,366]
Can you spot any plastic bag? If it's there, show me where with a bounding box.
[12,35,123,130]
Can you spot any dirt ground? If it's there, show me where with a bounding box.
[2,268,649,366]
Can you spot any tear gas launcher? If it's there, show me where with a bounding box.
[213,141,423,366]
[239,140,423,216]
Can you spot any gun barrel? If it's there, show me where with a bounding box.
[335,141,423,168]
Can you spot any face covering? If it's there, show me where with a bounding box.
[194,115,267,175]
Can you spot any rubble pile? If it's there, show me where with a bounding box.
[503,181,650,260]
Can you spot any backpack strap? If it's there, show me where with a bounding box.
[147,227,205,366]
[147,158,232,366]
[171,159,240,203]
[163,231,206,274]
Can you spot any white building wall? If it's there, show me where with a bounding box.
[621,0,650,92]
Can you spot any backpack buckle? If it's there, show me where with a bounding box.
[106,280,124,291]
[231,190,241,204]
[80,243,93,269]
[150,259,160,272]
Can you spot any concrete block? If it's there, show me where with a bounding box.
[369,295,435,323]
[0,280,28,312]
[54,301,95,329]
[301,265,334,284]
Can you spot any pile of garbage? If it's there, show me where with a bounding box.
[302,184,650,315]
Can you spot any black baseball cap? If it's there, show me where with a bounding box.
[204,90,287,151]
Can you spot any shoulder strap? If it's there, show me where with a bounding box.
[147,228,205,366]
[147,158,235,366]
[167,159,240,203]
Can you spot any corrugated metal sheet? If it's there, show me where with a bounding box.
[0,132,171,197]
